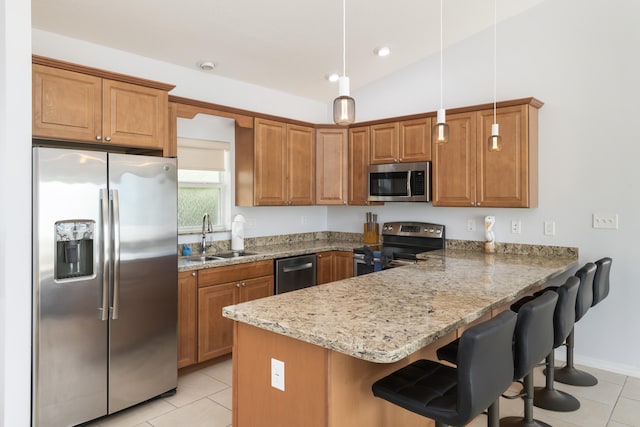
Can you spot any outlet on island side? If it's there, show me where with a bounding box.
[271,358,285,391]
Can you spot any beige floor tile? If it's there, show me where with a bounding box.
[165,371,229,408]
[610,397,640,426]
[200,358,233,386]
[209,386,232,410]
[622,376,640,401]
[554,376,624,406]
[577,364,628,386]
[534,396,614,427]
[97,399,176,427]
[608,421,634,427]
[132,423,153,427]
[148,398,231,427]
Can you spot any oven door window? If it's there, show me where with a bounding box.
[369,171,409,197]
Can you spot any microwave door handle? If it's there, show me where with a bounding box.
[406,170,412,196]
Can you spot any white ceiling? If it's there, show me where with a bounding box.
[31,0,545,102]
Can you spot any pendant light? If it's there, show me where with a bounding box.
[432,0,449,143]
[333,0,355,125]
[488,0,502,152]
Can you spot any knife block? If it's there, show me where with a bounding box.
[363,223,379,245]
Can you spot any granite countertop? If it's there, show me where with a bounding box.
[178,239,363,272]
[222,251,577,363]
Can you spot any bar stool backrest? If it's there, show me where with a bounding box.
[592,257,612,306]
[575,263,596,322]
[554,276,580,348]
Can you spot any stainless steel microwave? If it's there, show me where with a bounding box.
[368,161,431,202]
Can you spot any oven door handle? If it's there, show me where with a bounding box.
[282,262,313,273]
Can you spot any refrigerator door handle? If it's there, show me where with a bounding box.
[100,189,110,321]
[111,189,121,320]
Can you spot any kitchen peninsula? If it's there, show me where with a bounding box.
[223,250,577,427]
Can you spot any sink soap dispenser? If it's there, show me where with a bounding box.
[231,214,246,252]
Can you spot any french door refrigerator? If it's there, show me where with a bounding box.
[33,146,178,427]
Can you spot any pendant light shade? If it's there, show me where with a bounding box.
[488,0,502,152]
[334,76,355,125]
[488,123,503,152]
[432,0,449,143]
[432,109,449,144]
[333,0,355,125]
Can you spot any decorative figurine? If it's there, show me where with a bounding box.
[484,215,496,253]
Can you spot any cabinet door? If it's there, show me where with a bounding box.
[370,122,399,164]
[102,79,167,150]
[198,282,238,362]
[238,276,274,303]
[399,118,431,162]
[316,129,348,205]
[432,111,477,207]
[178,271,198,368]
[477,105,535,207]
[333,251,354,281]
[316,252,334,285]
[254,118,287,205]
[32,64,102,142]
[348,126,376,205]
[287,124,315,205]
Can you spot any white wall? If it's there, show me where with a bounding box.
[329,0,640,376]
[0,0,32,425]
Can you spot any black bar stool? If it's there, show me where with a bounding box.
[553,263,597,387]
[500,291,558,427]
[533,276,581,412]
[372,311,517,427]
[592,257,612,307]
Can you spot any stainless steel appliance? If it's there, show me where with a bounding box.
[354,221,445,276]
[368,161,431,202]
[275,254,317,294]
[33,147,178,427]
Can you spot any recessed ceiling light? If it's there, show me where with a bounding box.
[327,73,340,82]
[199,61,216,71]
[374,46,391,57]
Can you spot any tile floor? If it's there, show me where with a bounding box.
[87,360,639,427]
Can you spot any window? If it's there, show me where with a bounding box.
[177,138,230,233]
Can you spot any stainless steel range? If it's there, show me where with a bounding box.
[353,221,445,276]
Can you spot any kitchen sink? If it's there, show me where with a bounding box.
[213,251,258,258]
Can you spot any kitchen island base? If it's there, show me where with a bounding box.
[232,321,457,427]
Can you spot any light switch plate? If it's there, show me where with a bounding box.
[544,221,555,236]
[271,358,285,391]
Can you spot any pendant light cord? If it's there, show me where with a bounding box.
[493,0,497,124]
[440,0,444,110]
[342,0,346,78]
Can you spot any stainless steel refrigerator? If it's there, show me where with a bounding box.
[32,146,178,427]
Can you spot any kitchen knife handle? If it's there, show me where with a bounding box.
[111,189,121,320]
[100,189,110,321]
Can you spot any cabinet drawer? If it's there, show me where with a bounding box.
[198,259,273,287]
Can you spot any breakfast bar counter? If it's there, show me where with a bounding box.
[223,250,577,427]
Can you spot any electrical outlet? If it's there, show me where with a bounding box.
[467,219,476,232]
[511,219,521,234]
[544,220,555,236]
[246,218,257,228]
[593,214,618,229]
[301,216,309,225]
[271,358,285,391]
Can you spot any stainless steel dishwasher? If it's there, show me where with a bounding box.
[275,254,317,294]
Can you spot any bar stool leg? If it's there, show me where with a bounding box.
[488,400,500,427]
[500,374,551,427]
[534,352,580,411]
[553,329,598,386]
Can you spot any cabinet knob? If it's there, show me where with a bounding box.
[343,201,347,205]
[96,135,102,141]
[242,282,247,287]
[236,283,241,288]
[105,136,112,142]
[477,202,481,206]
[191,272,196,277]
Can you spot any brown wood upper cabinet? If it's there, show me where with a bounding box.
[316,128,348,205]
[348,126,383,206]
[254,118,315,206]
[370,118,432,164]
[432,101,540,208]
[32,63,170,151]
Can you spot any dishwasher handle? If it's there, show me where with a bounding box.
[282,262,313,273]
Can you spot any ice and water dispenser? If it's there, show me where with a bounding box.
[55,220,95,280]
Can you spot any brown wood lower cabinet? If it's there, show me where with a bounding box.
[177,260,274,368]
[316,251,354,285]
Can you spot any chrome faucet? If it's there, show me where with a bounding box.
[201,213,212,254]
